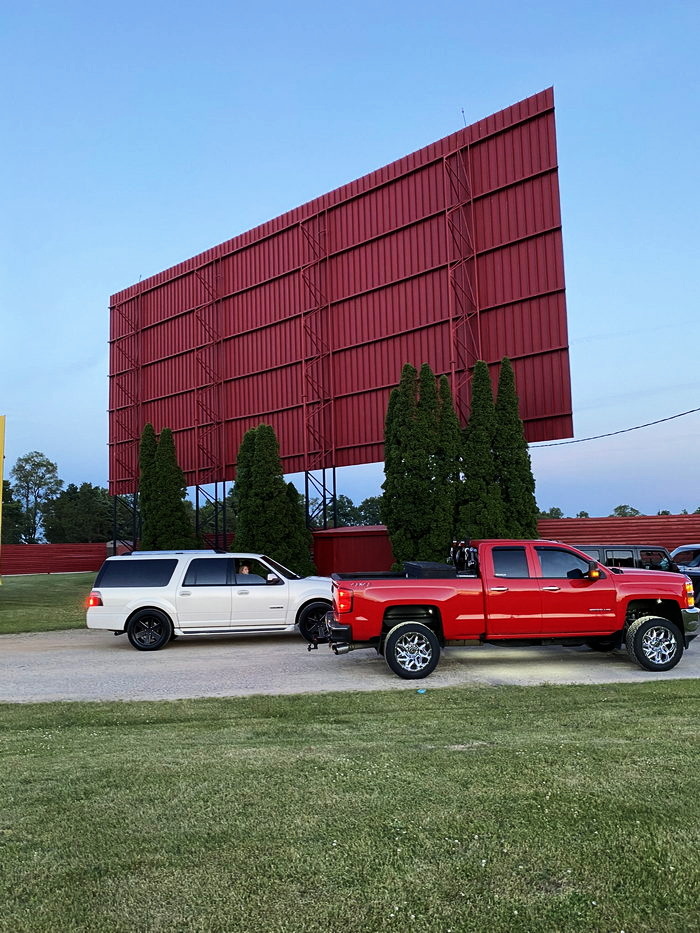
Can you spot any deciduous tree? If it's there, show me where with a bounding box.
[10,452,63,543]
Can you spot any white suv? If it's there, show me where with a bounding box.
[86,551,332,651]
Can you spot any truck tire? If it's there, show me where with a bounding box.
[297,601,331,643]
[625,615,684,672]
[384,621,440,679]
[127,609,173,651]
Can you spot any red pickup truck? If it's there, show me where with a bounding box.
[318,539,699,679]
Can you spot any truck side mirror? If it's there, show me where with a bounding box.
[587,561,601,580]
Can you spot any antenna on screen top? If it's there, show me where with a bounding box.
[461,108,467,127]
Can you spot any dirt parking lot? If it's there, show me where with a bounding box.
[2,628,699,702]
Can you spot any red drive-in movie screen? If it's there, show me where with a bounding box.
[109,87,571,494]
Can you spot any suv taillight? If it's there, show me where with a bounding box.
[86,591,103,608]
[335,587,353,614]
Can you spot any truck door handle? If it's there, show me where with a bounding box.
[490,586,509,592]
[542,586,560,591]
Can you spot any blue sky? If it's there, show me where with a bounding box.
[1,0,698,517]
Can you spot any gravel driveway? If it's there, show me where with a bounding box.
[2,628,699,703]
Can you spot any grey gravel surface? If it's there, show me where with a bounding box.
[1,628,699,703]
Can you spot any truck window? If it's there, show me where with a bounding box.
[492,547,530,578]
[535,547,590,579]
[604,549,635,568]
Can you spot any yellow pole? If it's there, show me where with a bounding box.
[0,415,5,585]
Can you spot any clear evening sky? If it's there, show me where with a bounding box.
[1,0,698,517]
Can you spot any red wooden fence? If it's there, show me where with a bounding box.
[4,516,700,576]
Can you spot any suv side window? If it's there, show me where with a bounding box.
[183,558,232,586]
[492,547,530,578]
[604,549,635,568]
[640,550,670,570]
[95,559,178,588]
[536,547,590,579]
[234,558,270,585]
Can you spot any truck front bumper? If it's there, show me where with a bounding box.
[682,607,700,645]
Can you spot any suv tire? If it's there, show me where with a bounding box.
[297,601,331,643]
[625,615,684,671]
[127,609,173,651]
[384,621,440,679]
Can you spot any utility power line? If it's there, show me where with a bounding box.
[530,406,700,448]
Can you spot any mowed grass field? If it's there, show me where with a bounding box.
[1,681,699,933]
[0,572,95,634]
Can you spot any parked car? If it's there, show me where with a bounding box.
[670,545,700,597]
[86,551,332,650]
[572,544,678,572]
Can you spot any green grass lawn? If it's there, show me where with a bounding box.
[1,681,699,932]
[0,572,95,634]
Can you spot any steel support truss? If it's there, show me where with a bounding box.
[193,262,224,486]
[299,212,338,527]
[442,144,482,423]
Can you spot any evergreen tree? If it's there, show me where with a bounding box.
[459,361,506,538]
[233,427,263,553]
[139,423,159,549]
[381,364,424,564]
[493,357,539,537]
[234,424,315,575]
[381,363,460,563]
[144,428,197,549]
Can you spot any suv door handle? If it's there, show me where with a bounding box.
[237,589,250,595]
[179,590,192,596]
[542,586,560,591]
[490,586,509,592]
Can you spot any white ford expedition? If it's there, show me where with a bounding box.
[86,551,332,651]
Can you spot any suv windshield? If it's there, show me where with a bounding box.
[262,556,301,580]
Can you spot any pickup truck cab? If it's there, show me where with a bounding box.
[318,540,699,679]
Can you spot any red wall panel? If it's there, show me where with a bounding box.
[109,88,572,493]
[0,544,107,576]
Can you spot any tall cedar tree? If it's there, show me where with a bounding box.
[493,358,539,537]
[148,428,198,549]
[234,424,315,576]
[431,374,463,554]
[381,364,421,564]
[459,361,506,538]
[138,423,159,549]
[382,363,459,563]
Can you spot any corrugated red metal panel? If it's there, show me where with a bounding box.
[0,544,107,576]
[109,87,571,493]
[312,526,395,576]
[537,517,700,551]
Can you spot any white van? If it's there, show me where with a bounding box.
[86,551,332,651]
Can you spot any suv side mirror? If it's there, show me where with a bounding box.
[266,573,282,585]
[587,561,602,580]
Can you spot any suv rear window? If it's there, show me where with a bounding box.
[95,559,178,588]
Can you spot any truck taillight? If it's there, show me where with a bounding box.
[336,587,353,613]
[86,592,103,608]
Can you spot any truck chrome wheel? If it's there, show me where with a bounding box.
[384,621,441,679]
[626,615,684,672]
[640,626,677,665]
[394,632,433,672]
